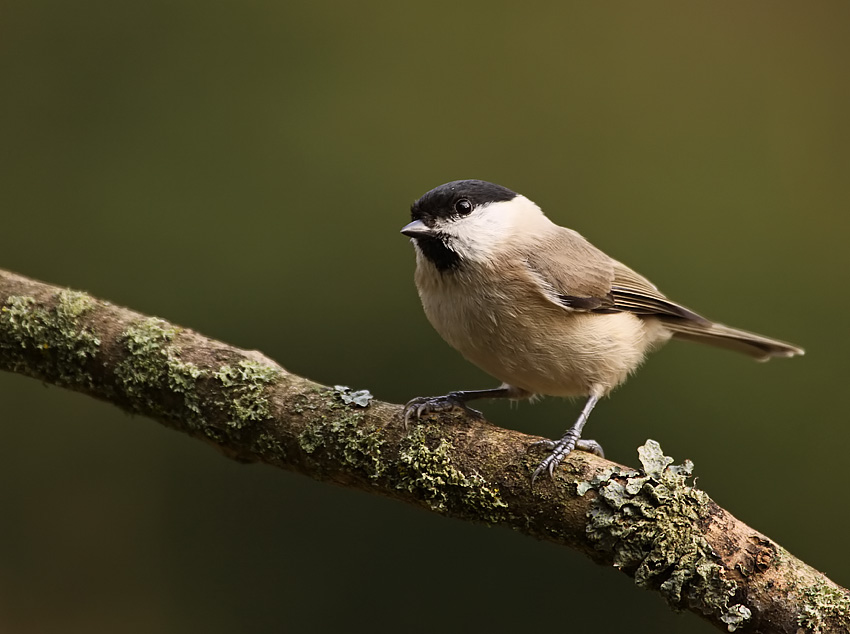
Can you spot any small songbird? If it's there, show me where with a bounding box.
[400,179,804,483]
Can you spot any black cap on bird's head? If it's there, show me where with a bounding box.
[400,180,519,271]
[408,180,517,228]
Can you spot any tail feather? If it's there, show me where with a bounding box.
[661,319,805,361]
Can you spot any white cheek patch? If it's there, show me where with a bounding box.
[442,196,550,263]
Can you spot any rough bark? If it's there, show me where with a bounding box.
[0,268,847,634]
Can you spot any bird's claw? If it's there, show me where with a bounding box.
[576,439,604,458]
[528,438,605,484]
[402,393,483,427]
[530,453,560,485]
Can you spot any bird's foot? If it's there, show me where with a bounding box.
[403,392,483,427]
[529,437,604,484]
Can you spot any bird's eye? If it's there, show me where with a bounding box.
[454,199,473,215]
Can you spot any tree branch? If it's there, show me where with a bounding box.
[0,268,846,634]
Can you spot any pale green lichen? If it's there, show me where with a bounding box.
[396,425,508,523]
[115,318,206,423]
[214,360,280,429]
[720,603,752,631]
[115,321,281,439]
[0,291,100,387]
[798,579,850,633]
[298,414,508,522]
[252,432,286,460]
[333,384,373,407]
[299,411,386,478]
[579,440,750,632]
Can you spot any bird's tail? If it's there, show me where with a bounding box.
[662,319,805,361]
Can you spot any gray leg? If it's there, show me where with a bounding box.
[531,393,603,484]
[403,385,530,427]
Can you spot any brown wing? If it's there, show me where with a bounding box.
[523,227,617,312]
[522,227,803,360]
[523,227,709,324]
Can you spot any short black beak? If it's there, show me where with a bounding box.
[400,219,433,238]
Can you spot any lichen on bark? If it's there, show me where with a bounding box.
[578,440,750,632]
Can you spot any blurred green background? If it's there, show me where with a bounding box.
[1,2,847,632]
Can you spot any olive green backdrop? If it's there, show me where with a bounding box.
[1,2,847,633]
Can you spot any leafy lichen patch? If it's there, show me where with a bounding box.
[333,384,373,407]
[396,425,508,523]
[579,440,750,632]
[298,411,386,478]
[797,578,850,634]
[0,291,100,386]
[115,320,282,441]
[214,360,280,429]
[115,318,206,423]
[252,432,286,461]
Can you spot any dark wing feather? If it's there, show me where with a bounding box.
[609,261,710,324]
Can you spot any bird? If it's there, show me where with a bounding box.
[400,179,804,483]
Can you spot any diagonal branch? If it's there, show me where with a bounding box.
[0,268,846,634]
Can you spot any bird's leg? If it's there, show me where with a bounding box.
[403,384,530,427]
[531,393,603,484]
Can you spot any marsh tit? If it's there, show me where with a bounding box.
[400,179,804,483]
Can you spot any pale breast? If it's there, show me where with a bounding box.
[414,257,670,397]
